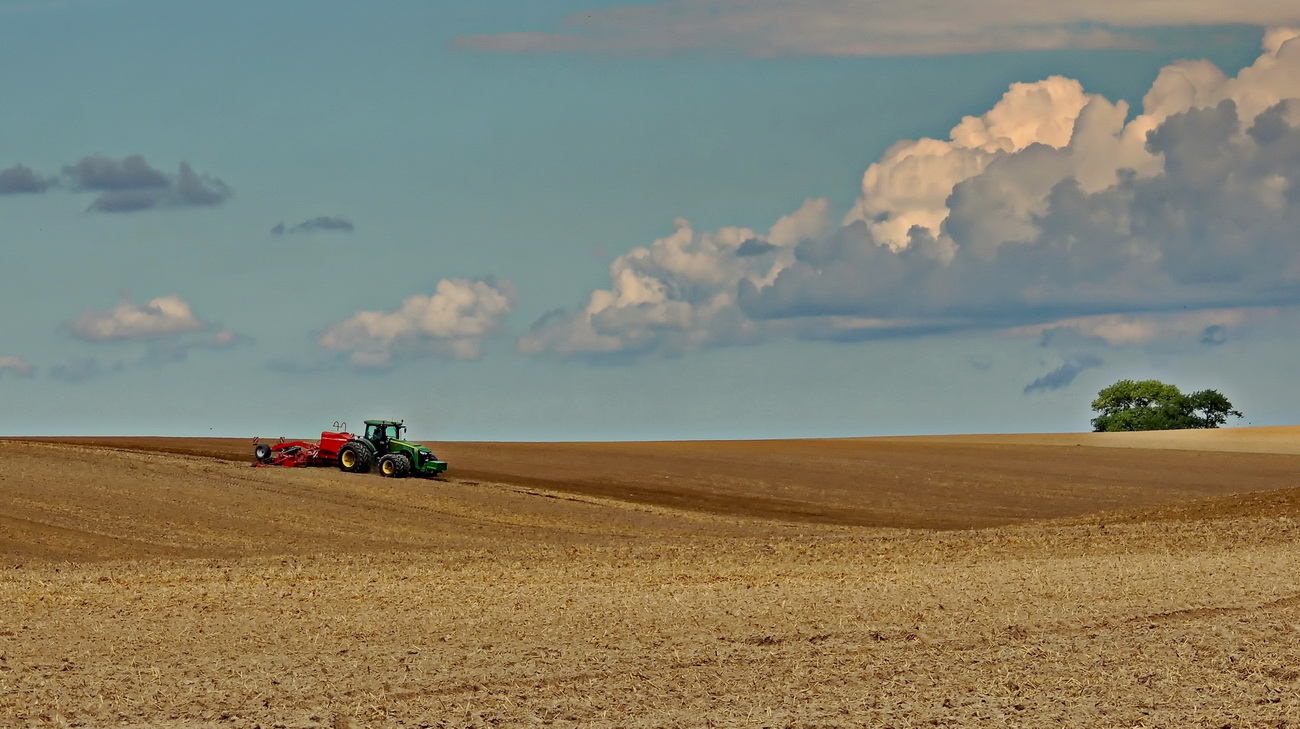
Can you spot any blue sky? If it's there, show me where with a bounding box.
[1,0,1298,440]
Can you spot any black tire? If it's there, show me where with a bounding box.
[254,443,273,463]
[379,453,411,478]
[338,442,372,473]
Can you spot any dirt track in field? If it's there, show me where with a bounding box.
[2,429,1299,727]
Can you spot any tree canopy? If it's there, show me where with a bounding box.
[1090,379,1243,432]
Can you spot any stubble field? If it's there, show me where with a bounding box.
[1,429,1299,727]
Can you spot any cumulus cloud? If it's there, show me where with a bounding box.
[320,278,516,368]
[458,1,1300,57]
[0,164,55,194]
[523,30,1300,359]
[67,295,208,342]
[518,199,830,359]
[0,356,35,377]
[62,155,231,212]
[271,216,355,235]
[1023,354,1105,394]
[50,298,242,380]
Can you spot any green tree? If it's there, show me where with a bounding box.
[1090,379,1242,432]
[1184,389,1245,428]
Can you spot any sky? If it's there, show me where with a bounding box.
[2,0,1299,441]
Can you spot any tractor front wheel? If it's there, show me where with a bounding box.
[379,453,412,478]
[338,442,372,473]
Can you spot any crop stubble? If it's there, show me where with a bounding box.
[1,432,1299,727]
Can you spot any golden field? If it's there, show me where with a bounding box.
[1,430,1298,727]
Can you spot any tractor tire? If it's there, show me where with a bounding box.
[254,443,273,463]
[379,453,411,478]
[392,454,412,477]
[338,442,372,473]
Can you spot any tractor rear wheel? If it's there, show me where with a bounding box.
[338,442,372,473]
[379,453,411,478]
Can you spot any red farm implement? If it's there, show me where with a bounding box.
[252,422,370,471]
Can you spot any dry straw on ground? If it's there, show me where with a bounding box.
[1,432,1298,727]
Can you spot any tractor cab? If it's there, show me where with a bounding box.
[364,420,405,455]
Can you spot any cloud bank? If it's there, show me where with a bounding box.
[523,30,1300,361]
[320,278,516,369]
[63,155,231,212]
[458,1,1300,57]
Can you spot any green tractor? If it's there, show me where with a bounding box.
[337,420,448,479]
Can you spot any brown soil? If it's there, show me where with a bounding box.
[14,431,1300,535]
[2,429,1299,727]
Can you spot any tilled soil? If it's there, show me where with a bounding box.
[12,432,1300,538]
[1,431,1299,727]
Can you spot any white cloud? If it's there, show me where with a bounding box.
[518,199,827,358]
[458,1,1300,57]
[51,297,241,380]
[837,27,1300,255]
[842,75,1134,253]
[524,31,1300,359]
[67,295,207,341]
[320,278,516,368]
[0,356,35,377]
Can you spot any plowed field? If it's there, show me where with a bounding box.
[2,430,1299,727]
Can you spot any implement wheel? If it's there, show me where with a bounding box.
[379,453,411,478]
[338,442,372,474]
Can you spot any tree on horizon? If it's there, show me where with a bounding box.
[1091,379,1243,432]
